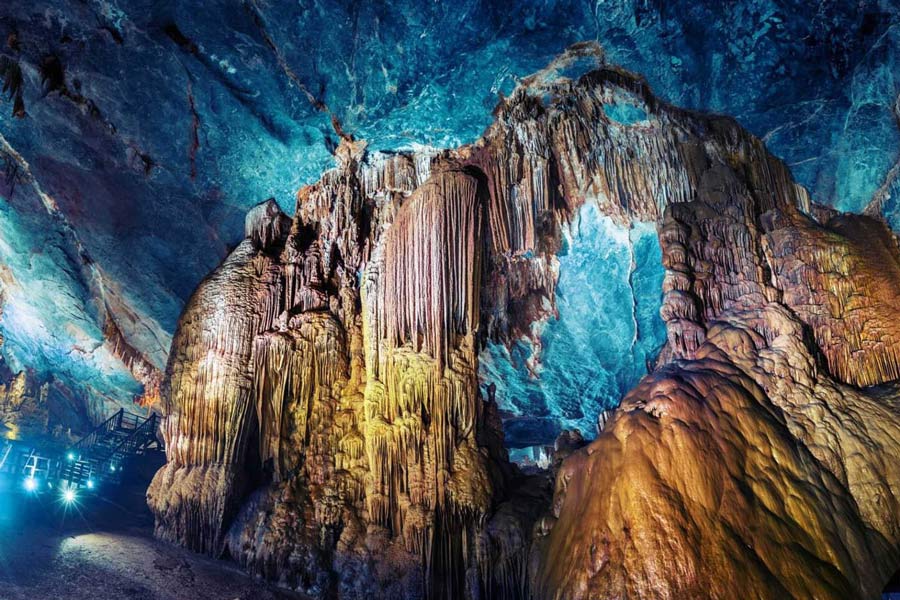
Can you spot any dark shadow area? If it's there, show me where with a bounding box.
[0,453,305,600]
[885,568,900,599]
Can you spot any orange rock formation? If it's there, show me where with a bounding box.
[148,47,900,599]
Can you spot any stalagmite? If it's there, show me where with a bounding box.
[149,48,900,599]
[147,199,289,553]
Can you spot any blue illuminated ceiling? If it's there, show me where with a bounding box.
[0,0,897,424]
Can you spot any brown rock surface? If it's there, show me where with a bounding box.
[535,305,900,599]
[148,47,900,599]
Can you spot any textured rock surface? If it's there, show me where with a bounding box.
[150,48,900,599]
[0,2,898,425]
[0,299,91,441]
[479,205,665,451]
[536,308,900,599]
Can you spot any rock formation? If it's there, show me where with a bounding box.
[0,1,896,442]
[149,48,900,599]
[0,299,90,442]
[0,362,91,443]
[0,367,48,440]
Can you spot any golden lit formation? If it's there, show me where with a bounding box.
[147,50,900,599]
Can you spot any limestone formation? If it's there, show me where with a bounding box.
[0,368,47,440]
[0,301,89,442]
[149,48,900,599]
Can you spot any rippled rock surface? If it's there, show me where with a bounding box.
[148,49,900,599]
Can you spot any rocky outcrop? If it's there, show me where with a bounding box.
[149,49,900,600]
[0,368,48,440]
[0,299,91,442]
[535,306,900,599]
[0,361,92,442]
[148,200,289,553]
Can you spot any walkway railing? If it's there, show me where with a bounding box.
[1,408,163,497]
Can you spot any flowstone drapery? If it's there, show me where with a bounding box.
[149,51,900,599]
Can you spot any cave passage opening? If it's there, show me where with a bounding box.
[478,202,666,464]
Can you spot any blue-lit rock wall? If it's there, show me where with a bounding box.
[0,0,896,428]
[480,205,665,449]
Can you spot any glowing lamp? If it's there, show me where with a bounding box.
[66,452,75,461]
[63,489,76,503]
[86,479,94,489]
[23,477,37,492]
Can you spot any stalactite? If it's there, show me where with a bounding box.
[765,212,900,387]
[149,52,900,600]
[102,305,162,406]
[376,169,483,370]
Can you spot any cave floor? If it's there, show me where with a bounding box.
[0,482,306,600]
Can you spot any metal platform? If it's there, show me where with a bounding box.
[1,408,163,496]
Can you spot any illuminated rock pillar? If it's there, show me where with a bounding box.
[147,200,289,553]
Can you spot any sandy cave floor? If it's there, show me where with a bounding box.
[0,480,306,600]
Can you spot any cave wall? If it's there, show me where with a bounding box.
[149,48,900,599]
